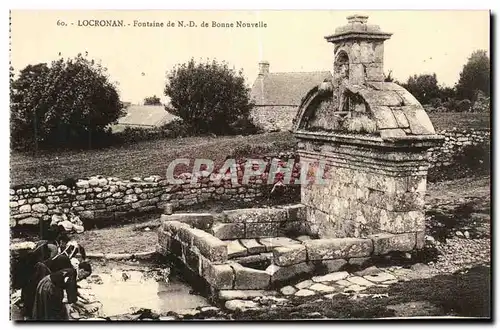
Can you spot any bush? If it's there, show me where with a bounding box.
[111,119,192,144]
[457,99,472,112]
[164,58,257,135]
[429,97,442,108]
[428,141,490,182]
[10,54,124,151]
[442,99,460,112]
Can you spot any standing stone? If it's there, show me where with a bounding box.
[164,203,173,215]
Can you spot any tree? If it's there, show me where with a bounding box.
[10,54,124,150]
[164,58,256,135]
[455,50,490,102]
[144,95,161,105]
[401,73,440,105]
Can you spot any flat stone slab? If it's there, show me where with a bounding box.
[210,223,245,240]
[312,271,349,283]
[364,272,396,283]
[240,239,267,254]
[295,279,314,289]
[233,253,271,265]
[294,289,316,297]
[344,284,367,293]
[232,263,271,290]
[280,286,297,296]
[219,290,276,301]
[161,213,213,230]
[336,279,352,287]
[225,299,260,311]
[273,244,307,266]
[309,283,336,293]
[222,208,288,223]
[305,238,373,260]
[202,261,234,290]
[347,276,376,287]
[296,235,312,242]
[354,266,382,277]
[226,240,248,258]
[258,237,300,251]
[266,262,315,283]
[369,232,417,255]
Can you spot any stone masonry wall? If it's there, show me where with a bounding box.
[250,106,297,132]
[427,128,490,170]
[157,211,423,293]
[298,140,429,245]
[9,156,301,229]
[9,129,489,230]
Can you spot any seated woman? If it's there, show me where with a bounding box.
[32,268,78,320]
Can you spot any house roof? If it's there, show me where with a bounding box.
[112,105,179,132]
[250,71,332,106]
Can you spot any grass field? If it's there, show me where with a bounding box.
[9,132,296,187]
[428,112,490,131]
[9,112,490,187]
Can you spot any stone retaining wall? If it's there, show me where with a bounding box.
[9,156,300,230]
[9,128,489,230]
[156,206,423,294]
[427,128,490,171]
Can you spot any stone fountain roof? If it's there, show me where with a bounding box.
[293,80,440,143]
[325,15,393,42]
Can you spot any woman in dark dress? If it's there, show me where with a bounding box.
[32,268,78,321]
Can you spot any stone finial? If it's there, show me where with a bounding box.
[347,15,368,24]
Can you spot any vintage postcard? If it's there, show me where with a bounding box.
[9,9,491,321]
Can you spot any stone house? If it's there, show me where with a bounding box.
[249,61,332,132]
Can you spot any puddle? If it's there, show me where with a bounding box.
[84,262,211,317]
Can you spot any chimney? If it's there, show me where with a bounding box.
[258,61,270,75]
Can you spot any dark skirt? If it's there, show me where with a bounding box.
[32,275,69,321]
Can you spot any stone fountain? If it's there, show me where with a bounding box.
[293,14,444,246]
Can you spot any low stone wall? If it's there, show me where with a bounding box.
[250,106,296,132]
[427,128,490,170]
[9,156,300,230]
[156,206,424,294]
[9,128,489,230]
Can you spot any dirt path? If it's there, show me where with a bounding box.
[426,176,490,205]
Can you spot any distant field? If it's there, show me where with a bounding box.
[9,112,490,187]
[428,112,490,131]
[10,132,296,187]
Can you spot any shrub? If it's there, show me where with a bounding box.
[457,99,472,112]
[10,54,124,151]
[112,119,191,145]
[164,58,257,135]
[429,97,442,108]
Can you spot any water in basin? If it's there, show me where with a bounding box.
[84,261,210,317]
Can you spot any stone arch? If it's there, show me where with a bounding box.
[293,81,437,139]
[334,50,350,85]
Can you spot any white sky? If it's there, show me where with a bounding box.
[10,10,489,104]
